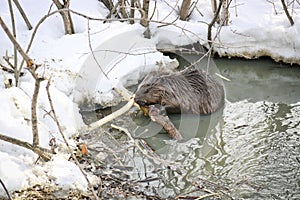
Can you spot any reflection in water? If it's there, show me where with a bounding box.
[82,58,300,199]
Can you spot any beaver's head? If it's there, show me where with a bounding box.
[134,83,165,107]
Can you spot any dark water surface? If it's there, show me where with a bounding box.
[82,57,300,199]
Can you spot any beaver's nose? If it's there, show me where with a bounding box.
[135,99,146,107]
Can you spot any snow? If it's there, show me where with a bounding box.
[0,0,299,197]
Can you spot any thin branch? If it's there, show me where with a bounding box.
[281,0,294,26]
[31,77,44,146]
[0,133,52,160]
[208,0,223,47]
[0,15,48,157]
[0,16,33,68]
[0,178,12,200]
[45,79,99,200]
[8,0,19,86]
[12,0,32,30]
[87,19,108,78]
[149,0,157,21]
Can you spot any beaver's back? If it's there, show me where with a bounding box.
[135,68,225,114]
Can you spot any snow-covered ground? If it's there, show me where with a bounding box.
[0,0,299,197]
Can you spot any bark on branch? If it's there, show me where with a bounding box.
[12,0,33,30]
[208,0,223,47]
[140,0,150,27]
[0,15,47,157]
[179,0,191,21]
[281,0,294,26]
[52,0,75,34]
[0,133,52,160]
[0,16,33,68]
[45,80,99,200]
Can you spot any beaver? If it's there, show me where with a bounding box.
[134,67,225,115]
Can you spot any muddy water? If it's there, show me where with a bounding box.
[81,57,300,199]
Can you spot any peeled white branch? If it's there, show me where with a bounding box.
[87,96,135,132]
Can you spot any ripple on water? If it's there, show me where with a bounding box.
[211,100,300,199]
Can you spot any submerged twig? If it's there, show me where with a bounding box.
[111,124,179,166]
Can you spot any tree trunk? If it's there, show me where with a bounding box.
[129,0,135,24]
[52,0,75,35]
[179,0,191,21]
[119,0,128,19]
[140,0,150,27]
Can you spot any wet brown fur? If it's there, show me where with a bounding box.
[134,68,225,115]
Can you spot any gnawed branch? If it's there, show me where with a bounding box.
[87,96,135,132]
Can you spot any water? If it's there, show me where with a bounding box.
[81,57,300,199]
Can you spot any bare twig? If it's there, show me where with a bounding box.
[87,19,108,78]
[31,77,44,146]
[3,54,15,69]
[0,14,44,149]
[0,133,52,160]
[45,79,99,200]
[0,177,12,200]
[149,0,157,21]
[7,0,19,86]
[0,16,33,68]
[208,0,223,47]
[12,0,32,30]
[281,0,294,26]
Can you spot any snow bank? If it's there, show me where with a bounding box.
[150,0,300,64]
